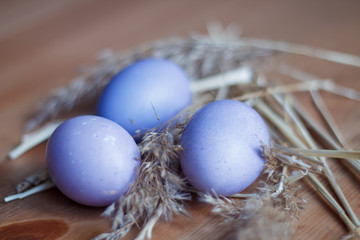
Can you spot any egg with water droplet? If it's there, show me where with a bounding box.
[46,115,140,207]
[180,100,270,196]
[97,58,192,141]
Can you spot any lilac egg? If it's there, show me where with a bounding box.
[180,100,270,196]
[46,115,140,207]
[97,58,192,141]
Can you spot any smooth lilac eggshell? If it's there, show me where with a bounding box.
[46,115,140,207]
[97,58,192,141]
[180,100,270,196]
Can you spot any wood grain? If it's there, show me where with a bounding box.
[0,0,359,239]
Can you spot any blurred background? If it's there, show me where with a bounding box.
[0,0,359,239]
[1,0,360,109]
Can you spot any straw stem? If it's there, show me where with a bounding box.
[293,100,360,177]
[271,95,360,228]
[255,99,359,232]
[293,148,360,160]
[8,121,62,160]
[237,38,360,68]
[307,174,356,234]
[190,66,253,93]
[4,180,55,202]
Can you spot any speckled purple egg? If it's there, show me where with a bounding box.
[180,100,270,196]
[46,115,140,207]
[97,58,192,141]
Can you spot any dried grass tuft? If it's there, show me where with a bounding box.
[94,119,191,240]
[198,191,297,240]
[234,195,295,240]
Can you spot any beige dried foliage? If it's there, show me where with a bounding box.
[94,120,191,240]
[234,195,295,240]
[199,191,297,240]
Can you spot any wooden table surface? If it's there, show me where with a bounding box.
[1,0,360,239]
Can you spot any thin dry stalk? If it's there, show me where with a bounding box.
[270,93,360,227]
[235,79,332,101]
[4,180,55,202]
[202,22,360,68]
[320,81,360,102]
[310,90,346,146]
[4,168,53,202]
[230,193,258,198]
[16,168,50,193]
[292,100,360,176]
[278,64,360,102]
[275,153,310,169]
[190,66,253,93]
[271,165,287,198]
[237,38,360,67]
[293,148,360,160]
[309,88,360,186]
[275,154,321,174]
[8,121,62,160]
[271,94,314,149]
[286,170,308,185]
[276,64,359,152]
[306,174,357,236]
[255,99,305,148]
[255,99,359,235]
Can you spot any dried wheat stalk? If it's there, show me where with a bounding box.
[94,120,191,240]
[25,28,271,133]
